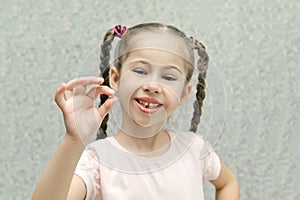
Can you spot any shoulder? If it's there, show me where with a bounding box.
[79,137,112,162]
[170,130,218,159]
[87,137,112,150]
[167,130,209,157]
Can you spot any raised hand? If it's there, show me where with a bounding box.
[54,76,117,144]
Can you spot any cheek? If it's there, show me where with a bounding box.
[164,81,186,100]
[162,84,185,115]
[118,73,144,107]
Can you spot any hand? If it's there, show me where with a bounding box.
[54,77,117,144]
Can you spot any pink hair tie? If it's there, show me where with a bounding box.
[190,36,199,46]
[113,25,128,38]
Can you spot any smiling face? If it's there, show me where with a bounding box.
[110,33,192,130]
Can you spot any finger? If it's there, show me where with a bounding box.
[97,96,118,120]
[86,85,115,100]
[65,77,104,90]
[64,89,73,100]
[73,85,86,95]
[54,83,66,109]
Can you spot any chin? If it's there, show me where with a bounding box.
[132,114,167,128]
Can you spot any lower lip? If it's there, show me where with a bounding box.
[135,101,160,114]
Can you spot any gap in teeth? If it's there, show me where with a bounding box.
[137,99,159,108]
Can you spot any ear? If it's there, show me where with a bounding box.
[109,67,120,91]
[180,83,192,103]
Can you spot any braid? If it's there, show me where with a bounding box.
[95,23,208,137]
[189,41,209,133]
[96,29,116,140]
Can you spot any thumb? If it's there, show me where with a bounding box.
[96,96,118,121]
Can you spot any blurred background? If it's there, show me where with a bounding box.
[1,0,299,199]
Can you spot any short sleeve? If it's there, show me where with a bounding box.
[199,138,221,181]
[75,146,102,200]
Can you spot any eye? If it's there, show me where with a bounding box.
[132,68,147,75]
[162,75,177,81]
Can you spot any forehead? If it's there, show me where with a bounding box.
[127,32,190,61]
[123,49,185,69]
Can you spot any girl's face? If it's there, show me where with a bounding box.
[110,33,192,127]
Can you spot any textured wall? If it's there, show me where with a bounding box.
[1,0,299,199]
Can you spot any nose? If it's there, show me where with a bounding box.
[142,82,162,94]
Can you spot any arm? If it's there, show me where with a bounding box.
[32,135,86,200]
[32,77,117,200]
[210,161,240,200]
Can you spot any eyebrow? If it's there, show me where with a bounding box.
[128,60,149,66]
[164,65,184,74]
[128,60,184,74]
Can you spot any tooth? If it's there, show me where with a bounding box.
[137,99,160,109]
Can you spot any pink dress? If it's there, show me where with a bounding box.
[75,130,221,200]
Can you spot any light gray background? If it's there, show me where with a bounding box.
[1,0,299,199]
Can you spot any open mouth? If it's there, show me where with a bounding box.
[135,98,162,109]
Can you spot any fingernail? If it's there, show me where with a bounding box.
[97,78,104,84]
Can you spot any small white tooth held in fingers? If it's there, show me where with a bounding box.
[109,89,118,98]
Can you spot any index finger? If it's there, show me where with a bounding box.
[64,77,104,89]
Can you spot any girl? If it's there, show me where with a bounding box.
[32,23,239,200]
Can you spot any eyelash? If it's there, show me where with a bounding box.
[162,75,177,81]
[132,68,177,81]
[132,68,147,75]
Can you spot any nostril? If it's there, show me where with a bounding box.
[142,83,162,94]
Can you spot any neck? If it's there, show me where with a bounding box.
[115,129,170,155]
[114,111,171,154]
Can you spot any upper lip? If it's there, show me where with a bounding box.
[135,97,162,105]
